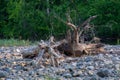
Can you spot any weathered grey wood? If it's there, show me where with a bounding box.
[35,49,45,65]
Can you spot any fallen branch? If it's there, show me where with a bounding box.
[49,47,61,58]
[35,49,45,65]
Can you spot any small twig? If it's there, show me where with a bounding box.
[51,55,55,67]
[79,29,84,37]
[78,15,97,28]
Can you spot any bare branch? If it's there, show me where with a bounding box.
[78,15,97,29]
[66,22,77,30]
[54,13,77,30]
[79,29,84,37]
[35,49,45,65]
[66,29,71,43]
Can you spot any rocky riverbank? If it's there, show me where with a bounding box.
[0,45,120,80]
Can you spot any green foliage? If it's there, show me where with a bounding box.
[117,39,120,45]
[0,0,120,43]
[44,75,60,80]
[92,0,120,39]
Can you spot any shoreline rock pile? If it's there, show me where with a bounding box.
[0,45,120,80]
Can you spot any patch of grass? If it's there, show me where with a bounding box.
[44,75,60,80]
[117,39,120,45]
[0,38,36,46]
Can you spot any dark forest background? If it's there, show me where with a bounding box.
[0,0,120,43]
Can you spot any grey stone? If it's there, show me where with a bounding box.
[64,65,75,70]
[77,63,85,69]
[77,62,83,66]
[84,72,88,76]
[87,66,94,70]
[0,71,8,78]
[104,60,113,65]
[2,67,11,73]
[85,56,93,62]
[115,64,120,70]
[90,75,100,80]
[13,65,24,70]
[17,77,24,80]
[88,70,94,76]
[83,77,91,80]
[56,68,66,75]
[99,63,105,67]
[72,70,83,77]
[97,69,110,78]
[23,67,30,71]
[29,71,35,76]
[98,54,104,59]
[63,73,72,78]
[71,62,77,67]
[69,77,83,80]
[6,79,13,80]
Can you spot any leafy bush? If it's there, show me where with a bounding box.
[0,0,120,43]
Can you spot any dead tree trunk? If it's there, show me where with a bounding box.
[22,15,105,65]
[57,15,105,57]
[20,14,106,68]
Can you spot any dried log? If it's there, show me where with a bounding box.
[21,46,40,58]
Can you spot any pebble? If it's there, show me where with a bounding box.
[72,70,82,77]
[17,77,24,80]
[0,71,8,78]
[89,75,100,80]
[115,64,120,70]
[16,49,20,52]
[87,66,94,70]
[56,68,65,75]
[6,78,13,80]
[104,60,113,65]
[85,56,93,62]
[97,69,110,78]
[13,65,24,70]
[64,74,72,78]
[87,70,94,76]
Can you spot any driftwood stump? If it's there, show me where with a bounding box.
[57,15,105,57]
[21,15,105,66]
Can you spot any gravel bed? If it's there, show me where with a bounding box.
[0,45,120,80]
